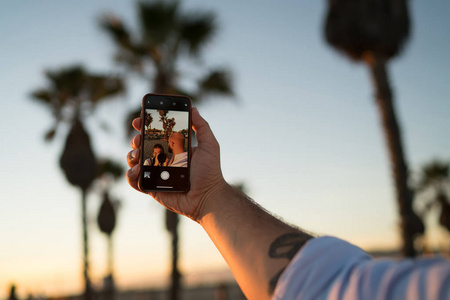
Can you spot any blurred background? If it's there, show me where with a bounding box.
[1,0,449,299]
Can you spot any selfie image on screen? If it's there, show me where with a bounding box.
[142,109,189,168]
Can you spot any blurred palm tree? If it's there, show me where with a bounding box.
[97,158,124,300]
[324,0,423,257]
[101,0,233,136]
[31,65,124,300]
[415,161,450,240]
[101,1,233,299]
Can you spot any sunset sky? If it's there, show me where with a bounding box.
[1,0,449,298]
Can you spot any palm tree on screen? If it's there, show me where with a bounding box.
[324,0,424,257]
[145,111,153,138]
[101,1,233,299]
[31,65,124,300]
[158,110,176,141]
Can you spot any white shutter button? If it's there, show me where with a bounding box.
[160,171,170,180]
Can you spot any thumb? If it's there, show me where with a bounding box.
[192,107,218,145]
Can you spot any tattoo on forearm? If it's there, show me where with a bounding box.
[269,233,309,259]
[269,268,286,294]
[268,232,311,294]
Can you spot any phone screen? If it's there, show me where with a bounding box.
[139,94,191,192]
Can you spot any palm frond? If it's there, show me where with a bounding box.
[139,0,179,47]
[324,0,410,60]
[101,15,145,70]
[97,158,124,180]
[198,68,233,98]
[46,65,85,89]
[31,88,52,105]
[417,160,449,191]
[179,12,216,56]
[44,127,57,142]
[100,14,134,51]
[33,64,127,145]
[45,65,86,103]
[439,200,450,231]
[87,75,125,104]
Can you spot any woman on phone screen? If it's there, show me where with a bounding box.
[143,144,169,166]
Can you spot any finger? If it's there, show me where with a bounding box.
[132,118,141,132]
[127,148,140,167]
[126,164,141,192]
[191,107,218,145]
[131,134,141,149]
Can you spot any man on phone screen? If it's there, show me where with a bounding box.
[167,132,188,167]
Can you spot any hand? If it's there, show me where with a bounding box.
[126,107,227,222]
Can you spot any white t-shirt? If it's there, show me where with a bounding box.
[273,236,450,300]
[169,152,188,167]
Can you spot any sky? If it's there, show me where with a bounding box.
[1,0,449,298]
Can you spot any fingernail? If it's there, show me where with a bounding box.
[131,135,140,148]
[130,149,138,160]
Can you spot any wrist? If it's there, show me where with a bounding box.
[196,179,231,224]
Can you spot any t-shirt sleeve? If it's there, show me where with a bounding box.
[272,236,450,300]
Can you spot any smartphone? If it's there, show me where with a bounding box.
[138,93,191,192]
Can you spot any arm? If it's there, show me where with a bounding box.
[128,108,450,300]
[199,184,312,299]
[126,107,312,299]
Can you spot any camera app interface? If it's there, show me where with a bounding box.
[141,97,190,191]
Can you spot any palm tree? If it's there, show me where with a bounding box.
[145,111,153,138]
[97,158,124,300]
[415,161,450,239]
[158,110,176,141]
[31,65,124,300]
[101,0,233,136]
[101,1,234,299]
[324,0,423,257]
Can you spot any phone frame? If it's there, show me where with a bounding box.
[138,93,192,192]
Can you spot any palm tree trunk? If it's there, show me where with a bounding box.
[105,234,115,300]
[81,188,93,300]
[366,54,416,257]
[166,210,181,300]
[108,235,114,277]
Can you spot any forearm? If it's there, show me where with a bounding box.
[198,183,312,300]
